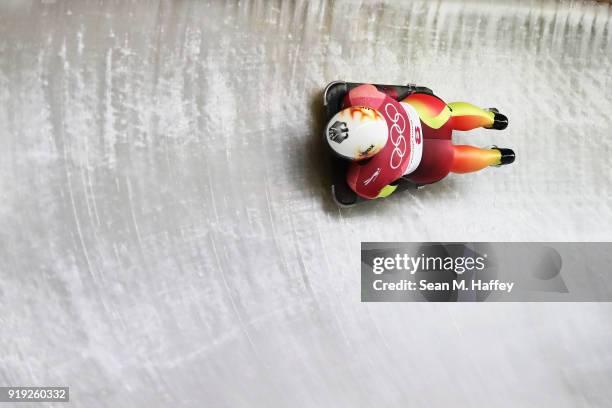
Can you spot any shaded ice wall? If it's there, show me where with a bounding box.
[1,0,611,407]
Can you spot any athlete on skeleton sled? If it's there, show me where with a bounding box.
[324,83,514,206]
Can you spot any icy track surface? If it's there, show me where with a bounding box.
[1,1,612,407]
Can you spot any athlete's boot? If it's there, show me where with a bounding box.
[486,145,515,166]
[486,108,508,130]
[495,147,515,165]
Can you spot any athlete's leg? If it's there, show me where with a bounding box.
[450,145,505,174]
[402,93,451,130]
[447,102,498,131]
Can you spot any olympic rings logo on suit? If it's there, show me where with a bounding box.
[384,102,408,170]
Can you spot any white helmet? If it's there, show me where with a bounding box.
[325,106,388,161]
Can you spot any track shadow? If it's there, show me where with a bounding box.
[302,87,339,214]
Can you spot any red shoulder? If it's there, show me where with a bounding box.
[343,84,386,109]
